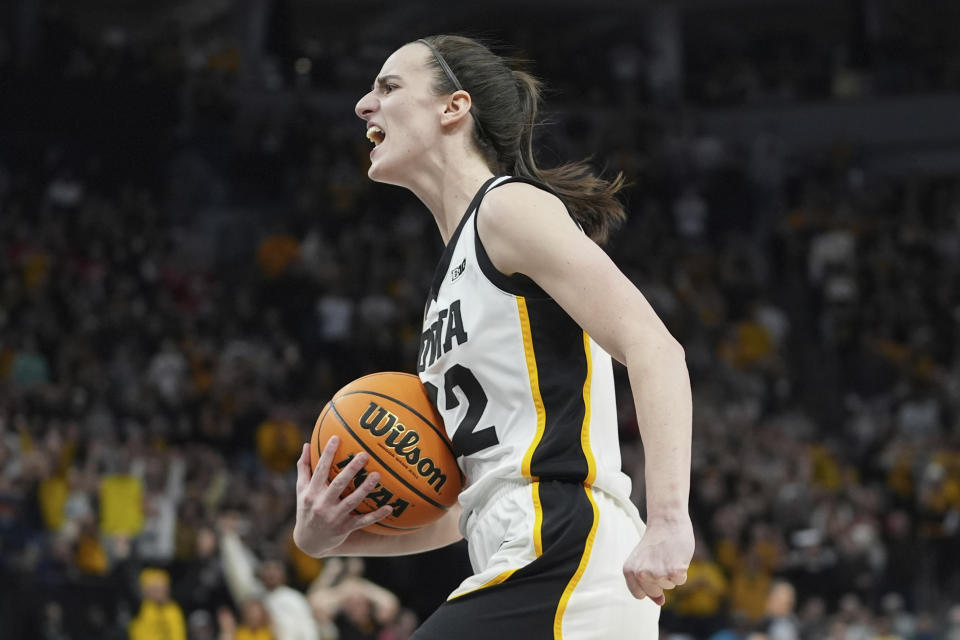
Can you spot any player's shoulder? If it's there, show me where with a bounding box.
[477,179,571,237]
[476,178,581,277]
[482,179,566,213]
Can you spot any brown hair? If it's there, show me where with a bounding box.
[415,35,626,245]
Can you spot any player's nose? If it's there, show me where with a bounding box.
[355,91,378,120]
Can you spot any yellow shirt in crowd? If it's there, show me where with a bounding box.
[667,559,729,617]
[100,474,144,536]
[236,627,274,640]
[129,601,186,640]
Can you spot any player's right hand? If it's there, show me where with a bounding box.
[622,512,694,605]
[293,437,393,557]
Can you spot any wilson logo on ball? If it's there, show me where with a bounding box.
[359,401,449,493]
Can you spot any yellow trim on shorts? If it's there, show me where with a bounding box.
[447,568,519,601]
[580,332,597,486]
[554,487,600,638]
[518,296,546,480]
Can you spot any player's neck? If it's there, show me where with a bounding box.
[407,151,494,245]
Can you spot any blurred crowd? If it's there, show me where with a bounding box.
[683,0,960,106]
[2,3,960,640]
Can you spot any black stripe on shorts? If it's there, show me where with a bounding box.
[411,481,596,640]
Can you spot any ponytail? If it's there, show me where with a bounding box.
[510,69,626,245]
[417,35,627,245]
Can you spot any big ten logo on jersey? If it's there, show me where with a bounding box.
[417,299,468,373]
[450,258,466,283]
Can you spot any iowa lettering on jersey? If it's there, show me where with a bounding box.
[417,299,468,372]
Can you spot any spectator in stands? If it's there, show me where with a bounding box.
[129,568,187,640]
[217,601,274,640]
[947,604,960,640]
[331,577,399,640]
[137,454,186,564]
[729,546,774,625]
[706,612,756,640]
[665,538,729,637]
[218,515,318,640]
[173,525,232,621]
[188,610,217,640]
[376,608,418,640]
[764,580,799,640]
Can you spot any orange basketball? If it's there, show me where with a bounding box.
[310,372,462,535]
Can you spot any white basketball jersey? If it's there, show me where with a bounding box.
[417,176,634,523]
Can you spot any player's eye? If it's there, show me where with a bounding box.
[383,83,398,94]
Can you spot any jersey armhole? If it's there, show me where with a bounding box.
[473,176,575,299]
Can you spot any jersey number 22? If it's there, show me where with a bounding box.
[424,364,499,457]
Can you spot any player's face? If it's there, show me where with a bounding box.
[355,44,446,185]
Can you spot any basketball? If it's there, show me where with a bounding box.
[310,372,462,535]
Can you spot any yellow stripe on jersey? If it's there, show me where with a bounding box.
[580,332,597,486]
[553,488,600,639]
[518,297,547,480]
[517,297,546,559]
[447,568,520,601]
[531,481,544,558]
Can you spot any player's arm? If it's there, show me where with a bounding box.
[477,182,694,603]
[293,440,463,558]
[323,506,462,557]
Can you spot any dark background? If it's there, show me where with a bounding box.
[1,1,959,639]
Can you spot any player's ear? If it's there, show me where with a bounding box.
[440,90,473,128]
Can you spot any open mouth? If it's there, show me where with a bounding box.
[366,125,385,146]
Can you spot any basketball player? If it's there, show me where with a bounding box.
[294,35,693,639]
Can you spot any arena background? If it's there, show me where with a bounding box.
[2,1,960,638]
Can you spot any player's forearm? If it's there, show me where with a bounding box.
[322,504,463,557]
[626,336,692,521]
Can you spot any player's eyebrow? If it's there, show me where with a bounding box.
[373,74,402,91]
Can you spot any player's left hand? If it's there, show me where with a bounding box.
[622,512,694,605]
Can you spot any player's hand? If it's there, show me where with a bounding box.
[293,438,393,557]
[622,512,694,605]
